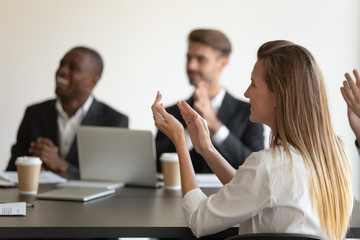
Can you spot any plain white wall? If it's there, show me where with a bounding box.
[1,0,360,225]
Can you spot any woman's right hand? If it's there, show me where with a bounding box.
[341,69,360,118]
[341,69,360,140]
[151,91,185,144]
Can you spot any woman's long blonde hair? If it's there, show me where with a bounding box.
[257,40,352,240]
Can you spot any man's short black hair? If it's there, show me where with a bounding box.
[72,46,103,77]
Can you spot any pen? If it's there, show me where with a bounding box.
[26,203,34,208]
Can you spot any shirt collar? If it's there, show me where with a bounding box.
[55,95,94,119]
[211,88,226,114]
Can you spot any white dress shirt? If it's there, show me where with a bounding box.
[185,88,230,150]
[182,145,330,239]
[56,96,93,158]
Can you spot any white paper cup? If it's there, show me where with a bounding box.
[15,156,42,195]
[160,153,181,190]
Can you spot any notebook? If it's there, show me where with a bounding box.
[76,126,160,188]
[36,187,115,202]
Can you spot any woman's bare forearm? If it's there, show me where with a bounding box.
[173,135,198,196]
[201,145,236,185]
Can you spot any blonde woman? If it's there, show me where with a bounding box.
[152,40,352,240]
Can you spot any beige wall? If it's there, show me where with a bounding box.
[1,0,360,225]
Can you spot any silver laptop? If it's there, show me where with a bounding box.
[36,187,115,202]
[76,126,160,188]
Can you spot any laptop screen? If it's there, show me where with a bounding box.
[77,126,159,187]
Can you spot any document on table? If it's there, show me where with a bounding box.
[0,178,17,188]
[0,171,67,184]
[0,202,26,216]
[196,174,223,188]
[157,173,222,188]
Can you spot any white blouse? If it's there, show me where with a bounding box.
[182,146,329,239]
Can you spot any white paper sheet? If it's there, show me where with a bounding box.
[0,171,67,184]
[0,202,26,216]
[157,173,223,188]
[195,174,223,188]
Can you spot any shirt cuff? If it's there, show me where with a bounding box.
[211,125,230,146]
[182,188,207,223]
[185,129,194,150]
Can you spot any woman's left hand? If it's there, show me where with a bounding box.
[177,100,214,157]
[151,91,185,144]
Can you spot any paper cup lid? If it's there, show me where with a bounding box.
[15,156,42,166]
[160,153,179,162]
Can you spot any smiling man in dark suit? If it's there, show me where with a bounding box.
[156,29,264,173]
[7,46,128,176]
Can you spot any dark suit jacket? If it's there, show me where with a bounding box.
[156,91,264,173]
[7,98,129,175]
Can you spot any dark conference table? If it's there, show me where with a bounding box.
[1,184,360,239]
[0,184,236,239]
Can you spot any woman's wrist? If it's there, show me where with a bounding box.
[172,130,186,147]
[199,143,217,160]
